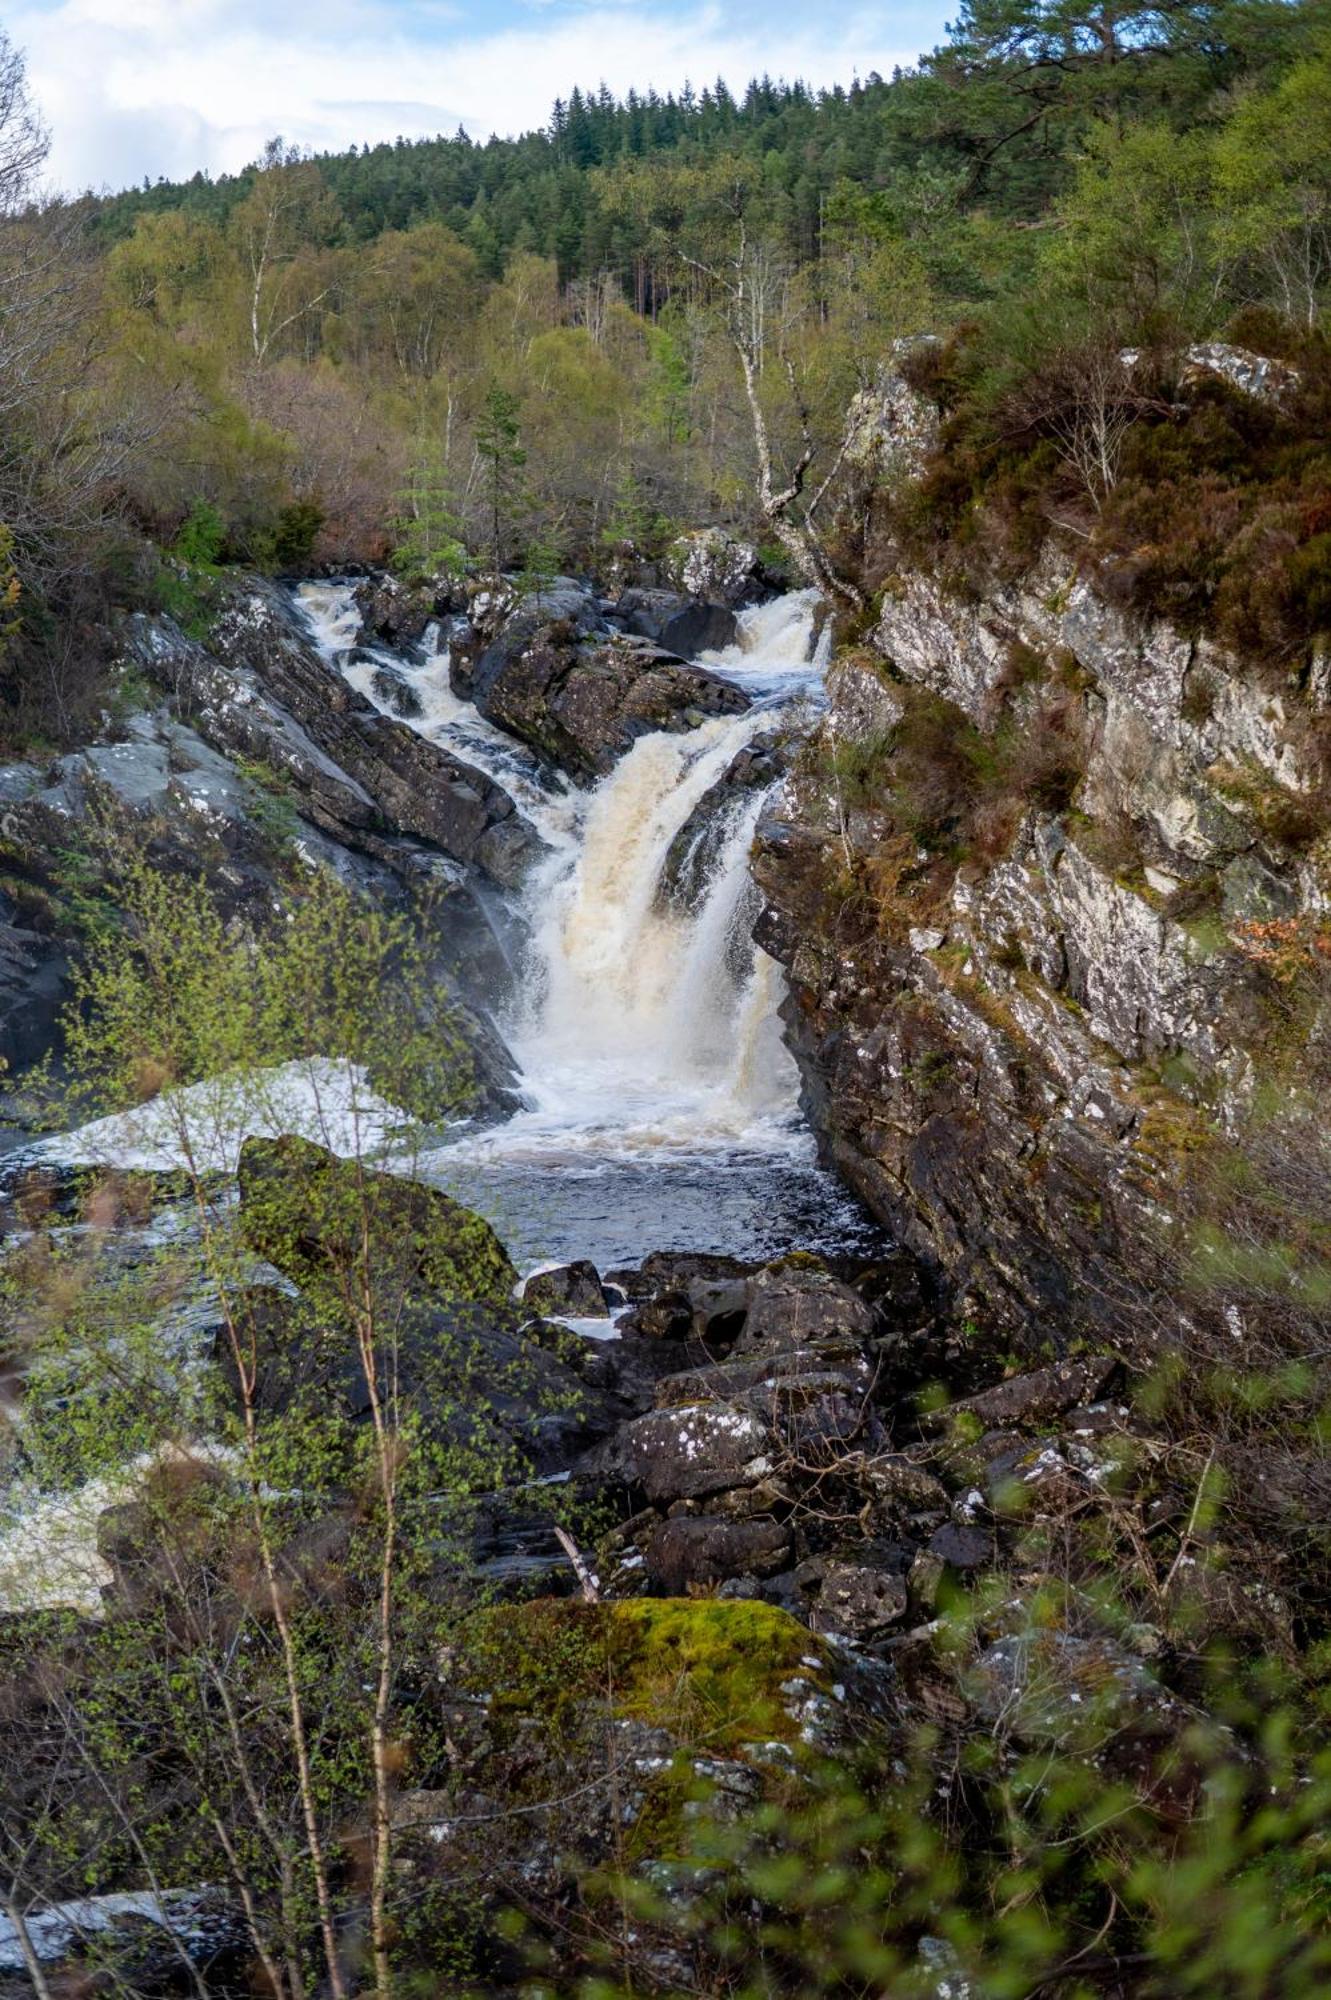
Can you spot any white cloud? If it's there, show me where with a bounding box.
[10,0,924,195]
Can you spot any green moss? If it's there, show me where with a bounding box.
[611,1599,829,1751]
[469,1597,831,1758]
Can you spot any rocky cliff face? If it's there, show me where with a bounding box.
[754,357,1331,1356]
[0,577,534,1133]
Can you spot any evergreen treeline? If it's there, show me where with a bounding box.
[90,0,1309,280]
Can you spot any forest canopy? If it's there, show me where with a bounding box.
[0,0,1329,739]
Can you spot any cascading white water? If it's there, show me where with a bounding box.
[295,581,874,1263]
[480,708,797,1159]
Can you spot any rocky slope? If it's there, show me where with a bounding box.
[0,577,545,1135]
[754,347,1331,1358]
[1,1132,1217,1992]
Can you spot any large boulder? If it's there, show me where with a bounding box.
[580,1401,776,1504]
[615,587,739,658]
[237,1134,518,1307]
[663,529,759,606]
[643,1514,793,1593]
[454,587,751,782]
[521,1259,610,1318]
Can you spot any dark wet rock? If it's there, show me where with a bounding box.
[610,1250,758,1300]
[613,587,683,638]
[666,602,740,658]
[658,732,784,912]
[522,1259,609,1318]
[737,1262,876,1354]
[579,1401,775,1504]
[370,663,424,718]
[805,1560,909,1641]
[927,1522,993,1570]
[924,1357,1122,1436]
[643,1514,793,1593]
[613,589,739,658]
[352,573,451,647]
[569,1326,704,1420]
[0,925,68,1083]
[453,583,750,782]
[216,1282,608,1476]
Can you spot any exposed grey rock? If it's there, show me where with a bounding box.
[127,583,543,888]
[663,528,758,606]
[925,1359,1120,1436]
[752,529,1331,1351]
[1179,340,1300,407]
[809,1560,910,1641]
[522,1260,610,1318]
[579,1401,776,1502]
[454,584,750,781]
[842,338,942,482]
[643,1513,793,1592]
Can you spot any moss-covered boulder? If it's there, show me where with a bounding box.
[237,1134,517,1308]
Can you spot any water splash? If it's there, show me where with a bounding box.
[293,580,877,1260]
[450,594,829,1165]
[295,581,579,851]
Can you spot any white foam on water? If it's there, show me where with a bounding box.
[296,581,580,853]
[475,595,826,1164]
[27,1056,410,1176]
[297,579,828,1172]
[0,1890,226,1971]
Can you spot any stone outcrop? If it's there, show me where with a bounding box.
[130,579,543,887]
[749,351,1331,1356]
[0,693,522,1123]
[663,527,759,605]
[452,578,750,781]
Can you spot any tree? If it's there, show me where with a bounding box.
[1213,42,1331,328]
[473,383,528,577]
[355,222,481,378]
[683,217,865,607]
[892,0,1304,214]
[392,440,469,582]
[0,26,47,216]
[231,139,343,365]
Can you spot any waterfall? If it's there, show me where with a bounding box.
[493,709,797,1159]
[296,581,824,1162]
[292,579,876,1263]
[456,590,827,1162]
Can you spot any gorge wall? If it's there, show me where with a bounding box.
[753,351,1331,1359]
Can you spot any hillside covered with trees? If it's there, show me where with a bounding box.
[2,0,1329,742]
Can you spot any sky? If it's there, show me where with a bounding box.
[10,0,953,197]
